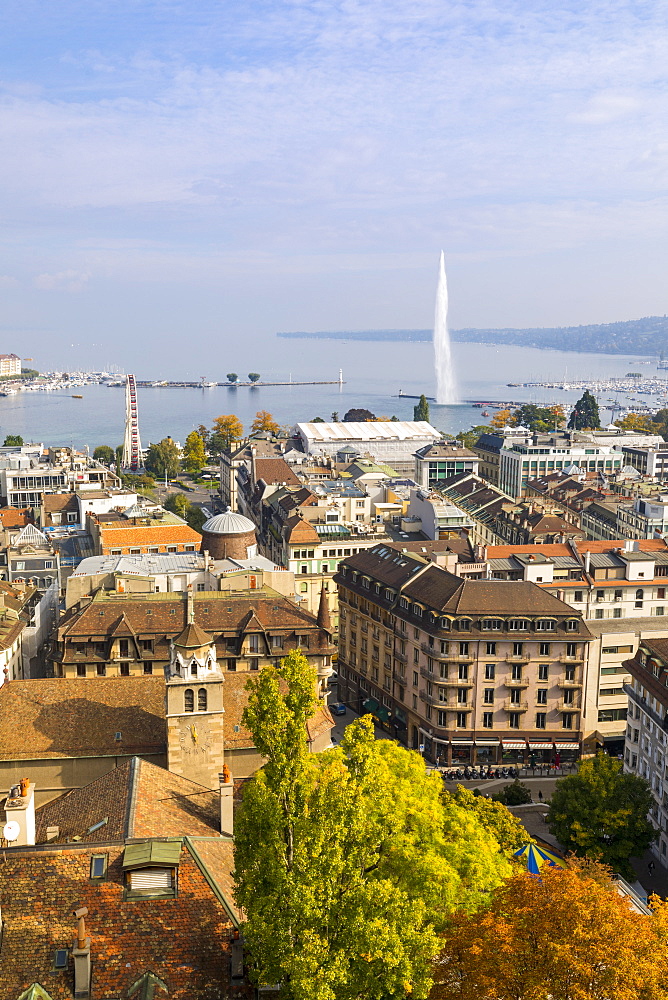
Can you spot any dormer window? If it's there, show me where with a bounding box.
[123,841,181,899]
[481,618,502,631]
[535,619,556,631]
[413,605,422,617]
[456,618,472,632]
[565,619,579,632]
[508,619,530,631]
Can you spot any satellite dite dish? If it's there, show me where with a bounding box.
[3,821,20,842]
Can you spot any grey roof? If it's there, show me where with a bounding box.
[72,552,205,577]
[202,509,256,535]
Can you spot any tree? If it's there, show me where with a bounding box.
[196,423,211,449]
[615,412,655,432]
[234,653,512,1000]
[164,493,206,532]
[445,785,528,855]
[251,410,280,435]
[115,444,124,472]
[226,372,238,383]
[343,407,375,421]
[491,779,532,806]
[311,416,325,423]
[432,859,668,1000]
[182,430,207,475]
[414,394,430,423]
[209,414,243,455]
[248,372,261,382]
[511,403,559,433]
[455,424,492,449]
[3,434,23,446]
[93,445,114,465]
[144,437,181,480]
[546,753,656,878]
[490,409,512,429]
[568,389,601,430]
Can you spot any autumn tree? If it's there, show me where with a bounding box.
[93,445,114,465]
[234,652,512,1000]
[490,409,512,429]
[209,414,243,455]
[144,437,181,480]
[432,859,668,1000]
[445,785,528,855]
[615,412,655,432]
[546,752,656,878]
[568,389,601,430]
[251,410,280,435]
[182,430,207,475]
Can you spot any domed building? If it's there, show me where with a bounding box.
[200,508,258,561]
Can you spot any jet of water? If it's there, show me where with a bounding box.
[433,250,458,405]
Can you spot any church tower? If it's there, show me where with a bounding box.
[166,592,226,789]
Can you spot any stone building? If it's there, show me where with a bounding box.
[199,508,257,560]
[334,544,591,766]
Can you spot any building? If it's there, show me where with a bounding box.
[0,757,247,999]
[88,508,202,556]
[494,501,586,545]
[4,522,60,589]
[51,586,335,694]
[0,445,120,508]
[623,637,668,867]
[432,471,515,545]
[414,440,479,488]
[335,544,591,766]
[622,445,668,480]
[0,352,21,376]
[293,421,441,475]
[405,489,474,539]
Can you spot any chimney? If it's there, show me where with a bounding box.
[72,906,91,999]
[203,548,210,573]
[4,778,35,846]
[584,550,591,573]
[219,766,234,836]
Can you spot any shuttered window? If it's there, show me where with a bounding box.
[129,868,173,892]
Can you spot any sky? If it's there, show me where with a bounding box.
[0,0,666,375]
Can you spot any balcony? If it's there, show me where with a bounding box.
[557,678,583,689]
[394,651,408,664]
[503,699,528,712]
[559,654,584,664]
[558,700,580,713]
[506,654,530,664]
[505,677,530,688]
[421,642,449,659]
[421,692,472,710]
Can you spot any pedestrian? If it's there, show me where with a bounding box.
[649,861,656,875]
[538,789,543,802]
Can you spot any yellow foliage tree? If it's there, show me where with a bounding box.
[615,412,655,433]
[251,410,280,435]
[210,414,243,454]
[490,409,512,428]
[432,859,668,1000]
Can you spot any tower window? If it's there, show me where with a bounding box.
[198,688,207,711]
[184,689,194,712]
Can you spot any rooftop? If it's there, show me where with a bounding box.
[296,420,440,443]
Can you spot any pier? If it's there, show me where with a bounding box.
[127,379,346,388]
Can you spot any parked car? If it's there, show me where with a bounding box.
[331,703,347,716]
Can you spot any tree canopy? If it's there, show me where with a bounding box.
[568,389,601,430]
[413,394,430,422]
[182,430,207,475]
[615,412,656,432]
[248,372,261,382]
[343,407,375,422]
[234,652,512,1000]
[93,445,114,464]
[209,414,243,455]
[445,785,528,855]
[546,753,656,878]
[251,410,280,435]
[164,492,206,532]
[511,403,563,432]
[226,372,238,383]
[432,858,668,1000]
[3,434,23,446]
[144,437,181,480]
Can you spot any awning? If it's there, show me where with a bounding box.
[528,742,554,750]
[554,742,580,750]
[502,740,527,749]
[474,739,500,746]
[393,717,407,729]
[362,697,379,715]
[451,739,474,746]
[375,705,391,723]
[123,841,181,870]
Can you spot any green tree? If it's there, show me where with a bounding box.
[248,372,261,382]
[164,492,206,532]
[343,407,375,421]
[492,779,533,807]
[93,445,115,465]
[3,434,23,446]
[456,424,492,448]
[182,430,207,475]
[546,753,656,878]
[567,390,601,430]
[210,414,243,455]
[234,652,511,1000]
[511,403,559,433]
[311,416,325,423]
[413,394,430,423]
[115,444,124,473]
[446,785,529,855]
[226,372,238,383]
[145,437,181,480]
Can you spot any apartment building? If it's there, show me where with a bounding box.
[335,545,590,766]
[413,441,479,488]
[0,445,120,508]
[87,508,202,556]
[0,353,21,376]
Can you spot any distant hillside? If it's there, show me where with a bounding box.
[277,315,668,355]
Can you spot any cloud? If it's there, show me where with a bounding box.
[0,275,19,288]
[34,270,91,292]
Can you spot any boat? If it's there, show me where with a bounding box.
[72,394,83,398]
[507,383,520,387]
[482,410,490,417]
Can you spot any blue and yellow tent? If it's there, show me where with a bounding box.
[513,843,567,875]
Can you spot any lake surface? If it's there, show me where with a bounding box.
[0,339,659,449]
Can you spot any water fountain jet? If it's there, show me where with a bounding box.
[433,251,458,405]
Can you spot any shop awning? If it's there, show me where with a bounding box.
[451,739,474,746]
[474,739,500,746]
[502,740,527,749]
[554,742,580,750]
[362,697,379,715]
[528,742,554,750]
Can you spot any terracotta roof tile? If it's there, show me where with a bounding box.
[98,523,201,548]
[254,457,300,486]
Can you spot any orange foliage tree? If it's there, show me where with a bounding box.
[251,410,280,435]
[432,859,668,1000]
[490,409,513,429]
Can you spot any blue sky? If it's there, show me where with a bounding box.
[0,0,666,373]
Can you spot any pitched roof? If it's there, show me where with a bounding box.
[34,756,222,845]
[284,514,320,544]
[0,676,166,760]
[486,543,573,558]
[97,523,201,547]
[221,671,333,749]
[254,457,300,486]
[0,506,32,528]
[174,621,214,648]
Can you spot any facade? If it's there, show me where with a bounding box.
[4,522,60,589]
[405,489,474,539]
[0,446,120,508]
[335,544,591,765]
[0,352,21,376]
[623,637,668,867]
[622,445,668,480]
[294,421,441,475]
[414,441,479,488]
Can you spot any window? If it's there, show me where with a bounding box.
[457,688,468,704]
[536,713,546,729]
[90,854,107,880]
[76,664,86,677]
[538,663,549,681]
[481,618,502,630]
[198,688,207,711]
[53,948,69,971]
[485,663,495,680]
[511,664,523,681]
[565,620,579,631]
[539,642,551,656]
[613,608,622,618]
[573,591,583,602]
[459,642,469,656]
[143,663,153,675]
[483,712,493,728]
[456,712,467,727]
[127,867,175,897]
[130,548,141,555]
[509,688,521,705]
[437,710,447,727]
[537,688,547,704]
[271,635,283,649]
[509,712,520,729]
[659,588,666,600]
[120,663,130,676]
[96,664,106,676]
[562,713,573,729]
[486,642,496,655]
[141,639,153,652]
[595,608,604,619]
[484,688,494,704]
[535,619,556,631]
[458,663,468,680]
[167,546,177,553]
[184,689,194,712]
[110,549,122,556]
[508,619,530,631]
[512,642,524,657]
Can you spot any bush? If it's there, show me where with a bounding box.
[492,779,533,806]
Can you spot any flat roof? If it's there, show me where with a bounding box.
[296,421,440,443]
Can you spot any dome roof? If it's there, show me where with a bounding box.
[202,508,256,535]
